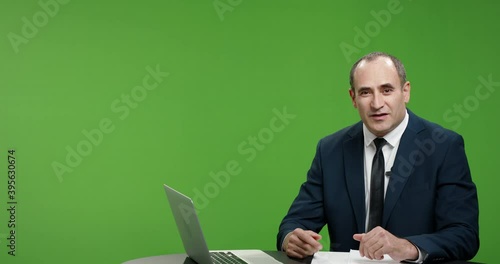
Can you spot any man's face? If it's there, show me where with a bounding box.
[349,57,410,137]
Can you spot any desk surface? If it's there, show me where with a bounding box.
[123,250,483,264]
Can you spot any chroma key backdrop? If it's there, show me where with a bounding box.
[1,1,498,263]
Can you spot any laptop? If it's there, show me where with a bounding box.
[163,184,281,264]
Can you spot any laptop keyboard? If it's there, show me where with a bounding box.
[210,252,247,264]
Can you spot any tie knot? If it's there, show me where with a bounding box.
[374,138,386,150]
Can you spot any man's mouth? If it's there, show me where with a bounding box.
[370,113,388,120]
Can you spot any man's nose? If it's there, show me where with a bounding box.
[371,92,384,109]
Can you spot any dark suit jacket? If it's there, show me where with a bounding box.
[277,110,479,263]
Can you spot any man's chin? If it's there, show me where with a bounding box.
[367,125,390,137]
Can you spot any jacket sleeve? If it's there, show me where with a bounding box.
[405,134,479,262]
[276,140,327,250]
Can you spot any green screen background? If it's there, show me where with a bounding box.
[1,0,498,263]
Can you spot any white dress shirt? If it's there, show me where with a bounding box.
[362,111,424,263]
[363,111,409,230]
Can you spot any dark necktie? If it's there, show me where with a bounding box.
[367,138,387,231]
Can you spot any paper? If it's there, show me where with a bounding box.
[311,250,399,264]
[219,250,283,264]
[348,249,399,264]
[311,251,349,264]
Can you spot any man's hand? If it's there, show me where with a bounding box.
[283,228,323,258]
[353,226,419,262]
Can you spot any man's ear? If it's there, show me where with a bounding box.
[403,81,411,103]
[349,88,357,108]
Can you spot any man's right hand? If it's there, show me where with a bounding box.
[283,228,323,258]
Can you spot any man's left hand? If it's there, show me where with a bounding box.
[353,226,419,262]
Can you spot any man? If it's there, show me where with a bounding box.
[277,52,479,263]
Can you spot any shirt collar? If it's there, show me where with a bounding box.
[363,110,409,148]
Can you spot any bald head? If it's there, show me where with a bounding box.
[349,52,407,91]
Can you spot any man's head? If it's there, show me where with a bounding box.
[349,52,411,137]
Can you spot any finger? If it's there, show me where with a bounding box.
[353,233,363,242]
[361,227,382,250]
[367,239,386,261]
[373,246,386,261]
[289,234,316,256]
[297,231,322,251]
[285,236,306,258]
[307,231,322,241]
[353,234,365,257]
[286,243,308,259]
[359,236,374,259]
[367,239,386,260]
[364,227,391,259]
[285,246,306,259]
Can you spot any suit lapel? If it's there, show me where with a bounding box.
[344,123,366,233]
[383,111,424,226]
